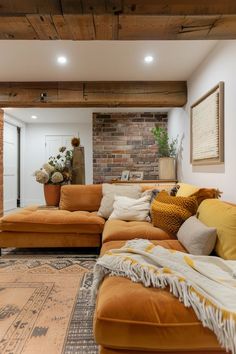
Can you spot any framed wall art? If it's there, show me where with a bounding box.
[190,82,224,165]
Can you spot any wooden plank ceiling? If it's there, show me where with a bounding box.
[0,81,187,107]
[0,0,236,40]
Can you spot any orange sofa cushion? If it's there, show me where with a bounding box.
[100,239,186,256]
[0,206,105,234]
[96,240,223,352]
[94,276,221,352]
[0,231,101,248]
[59,184,102,211]
[100,347,225,354]
[102,219,172,243]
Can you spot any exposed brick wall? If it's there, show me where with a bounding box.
[93,112,168,183]
[0,109,3,216]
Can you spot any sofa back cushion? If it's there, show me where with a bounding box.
[197,199,236,259]
[97,184,141,219]
[59,184,102,211]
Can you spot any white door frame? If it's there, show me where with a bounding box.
[4,114,26,207]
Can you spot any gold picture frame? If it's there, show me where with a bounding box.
[190,82,224,165]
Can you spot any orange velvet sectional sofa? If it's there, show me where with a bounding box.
[0,183,235,354]
[0,184,170,252]
[95,198,235,354]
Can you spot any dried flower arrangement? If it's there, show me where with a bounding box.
[34,146,73,185]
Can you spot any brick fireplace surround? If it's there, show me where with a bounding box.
[93,112,168,183]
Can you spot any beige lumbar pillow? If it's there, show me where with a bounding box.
[177,215,217,255]
[109,195,151,221]
[97,184,141,219]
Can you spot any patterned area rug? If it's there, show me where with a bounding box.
[0,253,98,354]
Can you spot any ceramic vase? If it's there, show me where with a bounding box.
[44,184,61,206]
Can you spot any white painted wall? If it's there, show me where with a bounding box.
[4,113,26,209]
[4,122,18,211]
[168,108,186,182]
[168,41,236,203]
[24,123,92,206]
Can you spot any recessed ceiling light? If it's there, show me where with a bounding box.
[57,56,67,65]
[31,115,38,119]
[144,55,154,63]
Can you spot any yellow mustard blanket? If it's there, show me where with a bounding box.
[93,239,236,353]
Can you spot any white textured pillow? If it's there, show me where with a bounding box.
[109,195,151,221]
[177,216,217,255]
[97,184,141,219]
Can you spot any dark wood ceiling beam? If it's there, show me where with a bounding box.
[0,0,62,15]
[0,0,236,15]
[26,15,60,40]
[0,81,187,108]
[118,15,236,40]
[1,14,236,40]
[1,1,236,39]
[122,0,236,16]
[0,16,38,40]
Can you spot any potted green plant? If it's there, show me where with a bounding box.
[34,146,73,206]
[151,126,178,180]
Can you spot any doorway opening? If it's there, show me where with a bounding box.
[3,122,21,212]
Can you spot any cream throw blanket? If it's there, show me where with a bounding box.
[93,239,236,354]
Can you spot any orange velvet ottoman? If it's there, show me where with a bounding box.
[0,205,105,250]
[94,240,226,354]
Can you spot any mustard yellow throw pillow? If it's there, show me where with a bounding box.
[176,183,199,197]
[156,191,198,215]
[197,199,236,260]
[151,191,198,235]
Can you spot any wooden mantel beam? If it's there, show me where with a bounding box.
[0,1,236,40]
[0,81,187,108]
